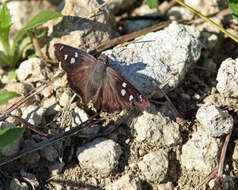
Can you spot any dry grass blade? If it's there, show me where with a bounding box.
[32,30,57,64]
[92,20,171,54]
[9,114,48,137]
[193,131,232,190]
[193,167,218,190]
[0,72,64,119]
[218,131,232,178]
[0,109,135,167]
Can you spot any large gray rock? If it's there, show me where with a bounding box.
[105,174,142,190]
[196,102,233,137]
[181,125,222,174]
[217,58,238,98]
[138,150,168,182]
[16,58,49,83]
[103,22,201,97]
[76,138,122,176]
[134,104,181,146]
[48,0,116,58]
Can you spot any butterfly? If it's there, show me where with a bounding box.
[54,43,150,113]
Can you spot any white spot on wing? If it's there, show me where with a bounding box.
[64,54,68,60]
[75,52,78,58]
[122,82,127,88]
[129,95,133,101]
[70,57,76,64]
[139,95,143,102]
[59,46,64,51]
[121,89,126,96]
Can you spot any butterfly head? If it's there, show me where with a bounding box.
[97,54,108,65]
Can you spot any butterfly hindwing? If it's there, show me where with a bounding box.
[103,67,150,111]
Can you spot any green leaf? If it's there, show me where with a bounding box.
[8,69,16,79]
[12,30,29,66]
[0,127,25,149]
[12,29,26,50]
[22,11,63,31]
[35,27,47,38]
[11,11,62,67]
[0,51,10,65]
[229,0,238,22]
[0,3,11,53]
[147,0,158,9]
[0,90,20,105]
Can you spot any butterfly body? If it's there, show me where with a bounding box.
[54,43,150,113]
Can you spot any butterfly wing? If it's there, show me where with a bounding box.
[54,43,105,106]
[102,66,150,112]
[55,43,149,113]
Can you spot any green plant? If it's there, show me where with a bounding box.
[229,0,238,22]
[147,0,238,43]
[0,89,20,105]
[146,0,158,9]
[0,3,63,68]
[174,0,238,43]
[0,90,24,149]
[0,126,25,149]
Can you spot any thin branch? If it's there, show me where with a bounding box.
[9,114,48,137]
[0,72,64,120]
[218,131,232,177]
[91,20,171,54]
[32,31,57,64]
[0,118,96,167]
[193,130,233,190]
[193,167,218,190]
[0,109,135,167]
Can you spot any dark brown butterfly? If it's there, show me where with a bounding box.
[54,43,150,113]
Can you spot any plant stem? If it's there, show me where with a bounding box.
[174,0,238,43]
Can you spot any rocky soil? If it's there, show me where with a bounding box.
[1,0,238,190]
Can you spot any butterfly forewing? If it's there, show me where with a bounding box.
[54,43,97,73]
[55,43,104,105]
